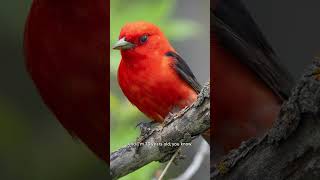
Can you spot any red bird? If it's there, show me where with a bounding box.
[212,0,293,160]
[24,0,108,162]
[113,22,207,137]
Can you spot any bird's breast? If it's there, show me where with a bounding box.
[118,57,197,122]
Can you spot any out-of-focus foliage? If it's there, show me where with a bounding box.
[110,0,197,179]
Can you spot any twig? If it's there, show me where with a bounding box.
[158,147,181,180]
[173,140,210,180]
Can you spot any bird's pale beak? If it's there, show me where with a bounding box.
[112,37,135,50]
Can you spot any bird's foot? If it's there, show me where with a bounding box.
[134,121,160,153]
[162,111,176,127]
[163,105,189,126]
[136,121,157,134]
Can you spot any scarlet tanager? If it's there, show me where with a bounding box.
[113,22,210,141]
[24,0,109,162]
[212,0,293,159]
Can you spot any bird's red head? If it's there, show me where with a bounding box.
[113,21,174,59]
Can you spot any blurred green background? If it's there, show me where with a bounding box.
[110,0,210,179]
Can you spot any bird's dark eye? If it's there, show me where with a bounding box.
[139,35,148,43]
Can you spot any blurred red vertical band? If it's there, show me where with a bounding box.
[24,0,111,164]
[106,0,111,162]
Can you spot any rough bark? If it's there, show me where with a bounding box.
[211,60,320,180]
[110,82,210,179]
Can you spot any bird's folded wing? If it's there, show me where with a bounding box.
[212,0,294,100]
[166,51,202,94]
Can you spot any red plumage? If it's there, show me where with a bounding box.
[115,22,199,123]
[24,0,109,162]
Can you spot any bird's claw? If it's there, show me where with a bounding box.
[163,113,175,126]
[136,121,156,135]
[134,121,161,153]
[163,106,189,126]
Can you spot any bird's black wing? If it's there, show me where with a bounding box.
[166,51,202,94]
[212,0,294,100]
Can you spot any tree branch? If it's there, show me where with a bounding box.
[110,82,210,179]
[211,60,320,179]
